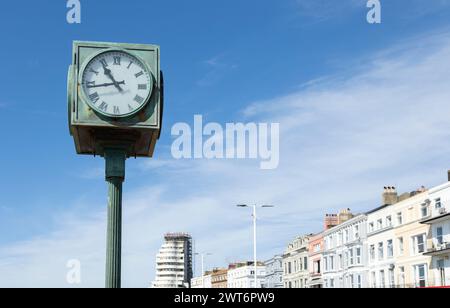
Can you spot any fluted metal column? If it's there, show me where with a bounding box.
[104,148,126,289]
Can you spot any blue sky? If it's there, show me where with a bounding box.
[2,0,450,287]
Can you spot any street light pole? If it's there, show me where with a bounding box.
[237,204,274,288]
[195,252,212,288]
[252,205,257,287]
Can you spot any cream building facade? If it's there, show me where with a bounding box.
[366,186,436,288]
[282,235,310,288]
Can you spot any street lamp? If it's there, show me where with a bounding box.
[237,204,275,288]
[195,252,212,288]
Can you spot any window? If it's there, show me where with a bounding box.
[387,240,394,258]
[377,219,383,230]
[370,245,376,261]
[435,198,442,209]
[397,212,403,225]
[345,229,349,243]
[437,227,444,245]
[438,259,445,287]
[314,260,321,274]
[398,266,405,288]
[389,269,395,288]
[330,256,334,270]
[414,264,427,288]
[339,254,343,269]
[349,249,354,265]
[369,222,374,232]
[386,216,392,227]
[371,272,377,288]
[304,257,308,271]
[421,204,429,218]
[356,275,362,288]
[356,247,362,264]
[324,257,328,271]
[378,242,384,260]
[398,237,404,256]
[413,234,426,254]
[330,279,334,288]
[355,225,360,239]
[379,270,385,288]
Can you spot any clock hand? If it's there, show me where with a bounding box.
[101,61,124,92]
[86,81,125,88]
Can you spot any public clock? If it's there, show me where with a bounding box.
[80,49,154,118]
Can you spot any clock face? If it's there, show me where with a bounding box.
[80,50,153,118]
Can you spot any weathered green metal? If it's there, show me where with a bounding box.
[68,41,163,158]
[104,148,126,289]
[68,40,163,289]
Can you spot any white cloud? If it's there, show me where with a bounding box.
[2,31,450,287]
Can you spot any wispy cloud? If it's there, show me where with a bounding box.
[2,30,450,287]
[294,0,363,23]
[197,54,238,87]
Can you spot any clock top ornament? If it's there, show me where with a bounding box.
[68,41,163,158]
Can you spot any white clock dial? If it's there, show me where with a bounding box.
[81,50,153,118]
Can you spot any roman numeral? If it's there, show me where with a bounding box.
[98,101,108,112]
[128,104,134,112]
[134,95,144,104]
[113,106,120,115]
[89,92,99,103]
[100,59,108,67]
[127,61,133,69]
[138,84,147,90]
[86,81,95,87]
[113,56,121,65]
[135,71,144,78]
[89,68,99,75]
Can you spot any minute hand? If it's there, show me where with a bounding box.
[87,81,125,88]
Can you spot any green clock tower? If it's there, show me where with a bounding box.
[68,41,164,288]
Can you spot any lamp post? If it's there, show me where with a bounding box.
[237,204,274,288]
[195,252,212,288]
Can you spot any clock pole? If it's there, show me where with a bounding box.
[69,41,163,288]
[104,148,127,288]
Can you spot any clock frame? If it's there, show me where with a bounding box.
[68,41,163,158]
[79,48,154,119]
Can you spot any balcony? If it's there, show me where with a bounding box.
[420,211,450,225]
[424,242,450,256]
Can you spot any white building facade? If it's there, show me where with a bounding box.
[422,182,450,287]
[263,255,283,288]
[191,275,212,288]
[152,233,193,288]
[366,204,397,288]
[322,215,369,288]
[227,262,266,288]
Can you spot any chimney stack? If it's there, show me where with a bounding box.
[382,186,398,205]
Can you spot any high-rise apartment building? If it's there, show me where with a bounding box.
[152,233,193,288]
